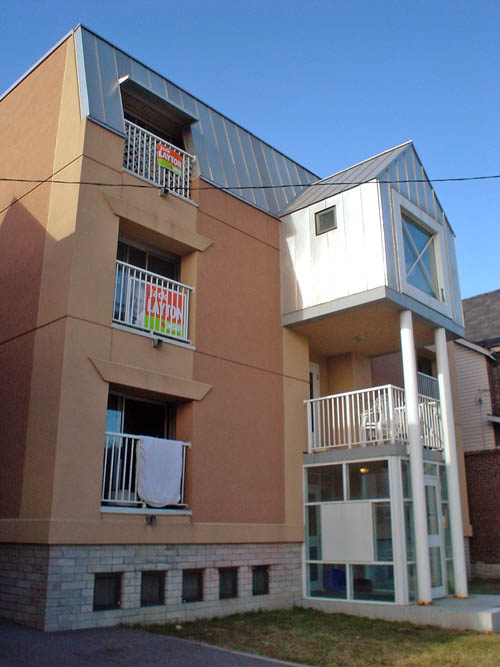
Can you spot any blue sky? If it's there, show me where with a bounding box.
[1,0,498,298]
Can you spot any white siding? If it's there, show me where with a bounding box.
[454,344,496,452]
[280,183,386,315]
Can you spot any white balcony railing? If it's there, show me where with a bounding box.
[101,432,189,508]
[305,384,443,453]
[123,119,195,200]
[113,260,193,342]
[417,371,440,400]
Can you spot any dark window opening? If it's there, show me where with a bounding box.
[103,393,180,508]
[182,569,203,603]
[252,565,269,596]
[93,573,121,611]
[141,571,165,607]
[219,567,238,599]
[117,240,180,282]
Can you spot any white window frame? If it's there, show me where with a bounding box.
[392,190,452,319]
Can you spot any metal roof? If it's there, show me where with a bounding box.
[73,25,318,217]
[282,141,412,215]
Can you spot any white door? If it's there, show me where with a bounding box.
[425,476,446,598]
[309,362,320,399]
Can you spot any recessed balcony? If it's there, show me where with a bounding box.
[101,432,189,510]
[123,119,195,201]
[113,259,193,343]
[305,376,443,453]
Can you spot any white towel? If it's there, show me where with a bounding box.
[137,437,184,507]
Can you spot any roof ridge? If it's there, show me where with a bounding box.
[313,140,413,185]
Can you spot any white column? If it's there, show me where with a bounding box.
[400,310,432,604]
[434,327,468,597]
[389,456,407,604]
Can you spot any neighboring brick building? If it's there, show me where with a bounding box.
[459,290,500,576]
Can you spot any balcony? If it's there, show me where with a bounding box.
[305,384,443,453]
[113,260,193,343]
[123,119,195,201]
[101,432,189,509]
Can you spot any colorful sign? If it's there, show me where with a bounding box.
[157,144,183,177]
[144,284,185,338]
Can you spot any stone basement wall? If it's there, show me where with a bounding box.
[0,542,302,631]
[465,449,500,574]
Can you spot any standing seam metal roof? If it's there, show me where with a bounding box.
[282,141,412,215]
[74,25,318,217]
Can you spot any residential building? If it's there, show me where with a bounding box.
[455,290,500,576]
[0,26,470,631]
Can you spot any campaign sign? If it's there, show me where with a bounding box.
[144,284,185,338]
[157,144,183,177]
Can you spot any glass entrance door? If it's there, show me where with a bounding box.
[425,477,446,598]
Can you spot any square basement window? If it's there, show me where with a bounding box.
[252,565,269,596]
[141,571,165,607]
[182,569,203,603]
[315,206,337,235]
[219,567,238,599]
[93,573,121,611]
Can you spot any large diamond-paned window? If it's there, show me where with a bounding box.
[402,214,439,299]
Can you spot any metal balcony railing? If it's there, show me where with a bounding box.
[101,432,189,508]
[123,119,195,200]
[113,260,193,342]
[305,384,443,453]
[417,371,440,400]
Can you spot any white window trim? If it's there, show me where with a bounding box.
[392,190,452,319]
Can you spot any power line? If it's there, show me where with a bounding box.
[1,172,498,216]
[1,173,500,190]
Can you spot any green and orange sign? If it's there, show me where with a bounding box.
[144,284,185,338]
[157,144,183,177]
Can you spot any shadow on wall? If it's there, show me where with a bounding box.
[0,199,49,517]
[280,216,304,315]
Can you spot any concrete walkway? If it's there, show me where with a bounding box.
[0,619,303,667]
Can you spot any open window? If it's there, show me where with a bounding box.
[113,238,193,343]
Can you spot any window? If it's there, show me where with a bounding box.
[401,213,439,299]
[307,465,343,502]
[93,573,121,611]
[315,206,337,235]
[117,240,180,282]
[348,460,389,500]
[114,239,192,342]
[219,567,238,599]
[106,393,175,440]
[102,392,185,509]
[252,565,269,596]
[141,571,165,607]
[182,569,203,602]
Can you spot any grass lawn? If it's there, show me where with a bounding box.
[143,605,500,666]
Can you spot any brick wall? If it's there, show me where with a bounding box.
[465,450,500,566]
[0,542,302,631]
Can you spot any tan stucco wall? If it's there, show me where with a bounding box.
[0,41,308,544]
[326,352,373,394]
[0,37,73,520]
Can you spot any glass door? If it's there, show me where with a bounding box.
[425,476,446,598]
